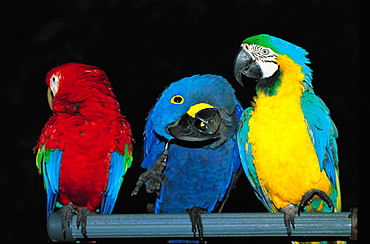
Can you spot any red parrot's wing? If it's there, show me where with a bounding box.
[35,118,64,217]
[101,117,133,214]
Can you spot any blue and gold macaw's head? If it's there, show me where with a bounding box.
[234,34,313,93]
[150,74,239,148]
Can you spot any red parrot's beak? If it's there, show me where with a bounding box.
[47,88,53,110]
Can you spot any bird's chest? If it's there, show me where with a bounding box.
[248,92,325,208]
[165,145,233,182]
[249,93,310,155]
[159,142,235,211]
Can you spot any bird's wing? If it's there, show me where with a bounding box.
[35,117,64,218]
[36,145,62,217]
[301,90,341,211]
[214,98,244,212]
[101,118,133,214]
[141,110,167,169]
[237,107,276,212]
[100,149,132,214]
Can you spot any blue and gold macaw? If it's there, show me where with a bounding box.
[132,74,243,240]
[234,34,341,236]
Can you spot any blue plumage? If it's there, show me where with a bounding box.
[101,151,128,215]
[155,139,239,213]
[142,74,243,214]
[41,147,62,217]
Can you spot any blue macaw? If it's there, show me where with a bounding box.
[233,34,341,237]
[132,74,243,240]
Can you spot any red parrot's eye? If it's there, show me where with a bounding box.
[50,75,60,95]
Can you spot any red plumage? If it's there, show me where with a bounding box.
[35,63,133,211]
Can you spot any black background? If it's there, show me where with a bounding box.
[1,0,357,242]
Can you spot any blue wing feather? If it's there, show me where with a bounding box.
[38,146,62,217]
[101,150,131,215]
[301,91,339,188]
[142,110,166,170]
[232,99,245,173]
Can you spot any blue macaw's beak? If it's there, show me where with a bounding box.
[233,46,263,86]
[166,107,221,142]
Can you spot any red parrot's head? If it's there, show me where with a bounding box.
[45,63,113,110]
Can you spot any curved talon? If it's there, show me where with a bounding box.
[187,206,207,241]
[60,202,76,239]
[76,207,94,238]
[59,203,95,239]
[280,204,297,236]
[298,189,334,216]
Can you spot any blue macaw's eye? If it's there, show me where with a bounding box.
[171,95,184,104]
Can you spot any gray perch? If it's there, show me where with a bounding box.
[48,208,357,242]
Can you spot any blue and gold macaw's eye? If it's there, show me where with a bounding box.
[170,95,184,104]
[261,48,270,55]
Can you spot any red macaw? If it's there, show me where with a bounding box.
[34,63,133,238]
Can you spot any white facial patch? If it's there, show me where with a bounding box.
[50,75,60,96]
[256,60,279,78]
[245,44,279,79]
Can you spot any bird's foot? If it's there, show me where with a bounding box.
[298,189,334,215]
[60,202,77,239]
[131,141,170,195]
[187,206,207,242]
[59,203,95,238]
[76,207,96,238]
[280,204,297,236]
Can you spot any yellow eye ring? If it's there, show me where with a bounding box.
[170,95,184,104]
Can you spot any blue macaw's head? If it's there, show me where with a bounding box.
[233,34,312,89]
[150,74,239,147]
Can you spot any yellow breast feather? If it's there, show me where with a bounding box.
[248,55,331,210]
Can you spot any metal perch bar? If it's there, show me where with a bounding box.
[47,208,357,242]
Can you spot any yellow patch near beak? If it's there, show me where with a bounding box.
[186,103,214,118]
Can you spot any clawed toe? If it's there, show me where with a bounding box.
[298,189,334,216]
[60,202,77,239]
[280,189,334,237]
[280,204,297,236]
[131,141,170,196]
[187,207,207,242]
[59,203,94,239]
[76,207,91,238]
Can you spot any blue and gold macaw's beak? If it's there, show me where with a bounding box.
[233,44,263,86]
[166,103,222,142]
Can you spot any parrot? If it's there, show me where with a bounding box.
[131,74,243,241]
[34,63,133,238]
[233,34,341,238]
